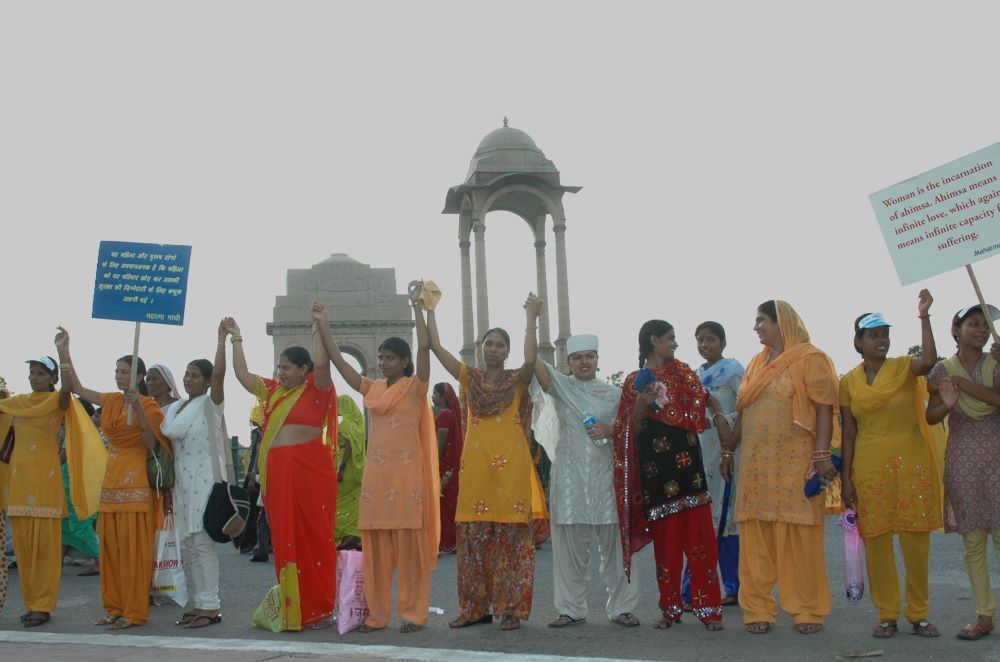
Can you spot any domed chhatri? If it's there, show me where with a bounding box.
[465,118,559,183]
[442,119,580,370]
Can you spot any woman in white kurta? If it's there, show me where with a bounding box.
[160,327,226,629]
[533,334,640,627]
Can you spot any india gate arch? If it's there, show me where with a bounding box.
[267,253,415,382]
[443,119,580,369]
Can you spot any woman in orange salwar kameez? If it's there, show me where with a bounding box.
[226,316,339,631]
[722,301,840,636]
[55,329,170,630]
[314,287,439,634]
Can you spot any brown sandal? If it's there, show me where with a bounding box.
[448,614,493,628]
[745,621,770,634]
[911,620,939,637]
[873,621,898,638]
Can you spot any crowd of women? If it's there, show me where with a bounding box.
[1,283,999,643]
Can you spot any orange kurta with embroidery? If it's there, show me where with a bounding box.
[99,392,169,512]
[2,392,66,519]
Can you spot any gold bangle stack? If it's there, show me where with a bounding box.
[230,335,243,344]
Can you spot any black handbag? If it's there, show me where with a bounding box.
[202,406,250,543]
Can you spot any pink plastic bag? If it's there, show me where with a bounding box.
[838,509,865,603]
[336,550,368,635]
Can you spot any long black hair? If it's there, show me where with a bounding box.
[379,337,414,377]
[117,355,148,396]
[637,319,674,368]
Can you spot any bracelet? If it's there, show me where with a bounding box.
[59,361,71,369]
[712,412,727,421]
[526,326,537,331]
[217,342,225,347]
[230,335,243,344]
[918,314,930,320]
[720,450,735,459]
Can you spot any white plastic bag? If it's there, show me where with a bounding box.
[151,514,189,607]
[336,550,368,635]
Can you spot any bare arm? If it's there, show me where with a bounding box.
[437,427,449,457]
[311,302,362,392]
[223,317,264,394]
[310,310,333,390]
[124,389,158,450]
[54,327,103,405]
[409,281,431,383]
[427,308,462,380]
[210,319,227,406]
[519,293,542,384]
[534,359,552,392]
[926,377,956,424]
[910,289,938,375]
[812,403,837,482]
[951,372,1000,406]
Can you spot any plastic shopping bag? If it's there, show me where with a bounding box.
[151,514,189,607]
[336,550,368,635]
[839,509,865,603]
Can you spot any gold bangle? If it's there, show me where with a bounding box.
[230,335,243,344]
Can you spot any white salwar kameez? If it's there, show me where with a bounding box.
[532,362,639,621]
[162,395,226,611]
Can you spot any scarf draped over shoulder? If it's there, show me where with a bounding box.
[363,376,440,571]
[735,300,839,434]
[0,392,107,519]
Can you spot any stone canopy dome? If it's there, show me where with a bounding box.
[464,122,559,183]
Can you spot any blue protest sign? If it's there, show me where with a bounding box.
[92,241,192,325]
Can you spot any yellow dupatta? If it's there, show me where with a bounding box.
[0,392,107,519]
[941,354,999,421]
[845,356,946,498]
[254,378,305,497]
[254,375,338,496]
[363,376,440,570]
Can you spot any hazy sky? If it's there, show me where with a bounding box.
[4,1,1000,441]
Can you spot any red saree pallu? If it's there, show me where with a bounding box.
[264,438,338,629]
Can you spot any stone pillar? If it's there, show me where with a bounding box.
[473,217,490,364]
[553,219,571,368]
[459,222,475,366]
[533,215,555,366]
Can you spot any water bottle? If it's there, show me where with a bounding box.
[582,411,609,447]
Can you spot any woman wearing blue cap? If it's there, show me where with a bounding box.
[840,289,942,639]
[927,301,1000,640]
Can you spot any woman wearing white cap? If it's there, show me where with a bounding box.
[927,301,1000,641]
[0,356,103,627]
[532,334,640,628]
[840,290,942,639]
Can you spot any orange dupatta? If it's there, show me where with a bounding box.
[363,376,440,570]
[736,300,839,434]
[735,301,842,513]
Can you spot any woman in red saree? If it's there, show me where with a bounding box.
[614,319,723,630]
[226,316,338,631]
[433,382,463,554]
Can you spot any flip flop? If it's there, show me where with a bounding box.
[448,614,493,628]
[78,567,100,577]
[745,621,770,634]
[109,617,138,630]
[95,613,119,626]
[612,612,640,627]
[184,614,222,629]
[399,621,423,633]
[548,614,585,628]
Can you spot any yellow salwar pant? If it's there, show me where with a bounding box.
[98,511,155,624]
[863,531,929,623]
[738,519,831,625]
[10,517,62,613]
[361,529,432,628]
[962,529,1000,617]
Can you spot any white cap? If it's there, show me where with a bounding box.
[26,356,57,373]
[566,334,599,357]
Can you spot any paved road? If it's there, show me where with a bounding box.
[2,520,1000,661]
